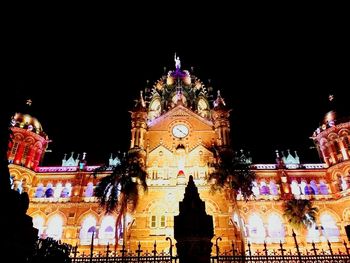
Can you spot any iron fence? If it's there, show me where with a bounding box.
[70,232,350,263]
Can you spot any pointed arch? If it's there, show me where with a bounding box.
[79,214,98,245]
[31,211,46,237]
[46,214,65,240]
[267,213,285,243]
[247,213,265,244]
[319,212,340,242]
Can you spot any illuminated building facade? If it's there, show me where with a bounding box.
[8,58,350,254]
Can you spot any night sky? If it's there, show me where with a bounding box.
[10,15,349,166]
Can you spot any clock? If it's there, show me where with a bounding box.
[172,124,189,138]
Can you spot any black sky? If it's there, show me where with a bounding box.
[10,12,349,166]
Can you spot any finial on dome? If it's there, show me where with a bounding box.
[174,52,181,69]
[26,99,32,106]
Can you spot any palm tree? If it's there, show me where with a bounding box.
[282,197,318,231]
[93,153,147,249]
[209,149,256,254]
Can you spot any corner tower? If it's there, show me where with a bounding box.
[312,100,350,166]
[7,103,50,170]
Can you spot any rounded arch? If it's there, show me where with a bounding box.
[339,128,349,137]
[33,141,43,149]
[328,132,339,141]
[13,133,25,141]
[24,136,35,144]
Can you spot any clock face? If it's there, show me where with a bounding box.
[172,124,189,138]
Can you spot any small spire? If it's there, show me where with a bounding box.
[213,90,226,108]
[63,153,67,161]
[82,152,87,160]
[275,150,280,158]
[26,99,32,106]
[140,90,146,108]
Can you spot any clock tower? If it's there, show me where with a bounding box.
[127,56,239,252]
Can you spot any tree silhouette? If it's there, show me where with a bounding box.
[93,153,147,249]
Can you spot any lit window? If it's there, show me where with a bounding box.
[291,181,301,195]
[248,214,265,243]
[160,215,166,228]
[310,181,319,195]
[99,215,115,242]
[151,215,157,228]
[268,214,285,242]
[35,184,44,198]
[33,216,45,237]
[80,215,97,244]
[306,223,320,243]
[319,181,329,195]
[46,215,63,240]
[85,182,94,197]
[320,214,340,242]
[269,181,278,195]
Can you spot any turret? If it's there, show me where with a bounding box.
[129,90,148,154]
[211,90,231,148]
[7,108,49,170]
[311,96,350,166]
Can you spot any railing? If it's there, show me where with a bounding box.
[69,232,350,263]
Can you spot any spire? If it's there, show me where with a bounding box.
[62,153,67,166]
[213,90,226,108]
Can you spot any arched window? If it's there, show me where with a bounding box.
[252,181,260,197]
[267,214,285,243]
[61,183,72,197]
[291,181,301,195]
[248,214,265,243]
[33,215,45,237]
[46,215,63,240]
[260,181,270,195]
[269,181,278,195]
[54,183,63,198]
[99,216,115,244]
[306,223,320,243]
[45,183,54,198]
[310,180,319,195]
[35,184,45,198]
[300,181,307,195]
[340,177,348,191]
[85,182,94,197]
[80,215,97,244]
[320,214,340,242]
[319,181,329,195]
